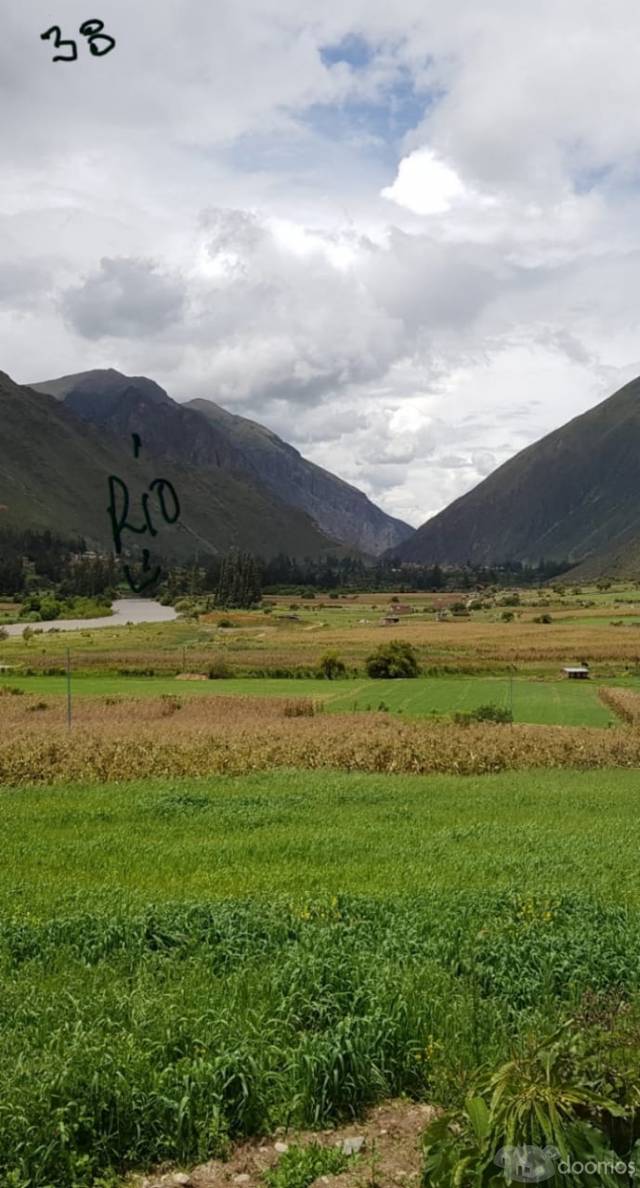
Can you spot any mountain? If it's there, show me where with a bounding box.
[389,375,640,574]
[32,369,412,556]
[0,369,340,560]
[186,398,413,556]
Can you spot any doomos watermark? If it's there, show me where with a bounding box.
[494,1146,560,1183]
[494,1144,636,1182]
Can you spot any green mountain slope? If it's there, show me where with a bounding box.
[0,370,339,559]
[390,376,640,573]
[32,368,412,556]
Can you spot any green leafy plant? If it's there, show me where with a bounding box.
[422,1028,630,1187]
[264,1142,353,1188]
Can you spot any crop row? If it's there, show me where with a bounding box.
[2,693,640,782]
[599,684,640,724]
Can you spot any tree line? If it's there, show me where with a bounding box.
[0,527,573,607]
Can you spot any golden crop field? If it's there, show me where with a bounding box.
[2,689,640,784]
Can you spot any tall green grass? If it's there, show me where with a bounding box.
[3,894,640,1186]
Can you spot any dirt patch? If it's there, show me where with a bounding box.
[133,1099,435,1188]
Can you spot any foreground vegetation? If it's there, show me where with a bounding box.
[5,582,640,1185]
[3,769,640,1185]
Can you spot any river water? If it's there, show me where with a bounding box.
[3,598,177,637]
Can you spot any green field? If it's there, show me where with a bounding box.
[0,672,618,726]
[3,767,639,907]
[3,768,640,1186]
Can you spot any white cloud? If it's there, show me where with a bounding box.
[381,148,468,215]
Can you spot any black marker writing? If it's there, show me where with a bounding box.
[107,436,181,594]
[40,18,116,61]
[79,19,116,56]
[40,26,77,62]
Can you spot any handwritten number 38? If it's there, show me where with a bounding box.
[41,19,116,61]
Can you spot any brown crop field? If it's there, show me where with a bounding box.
[599,684,640,724]
[3,690,640,784]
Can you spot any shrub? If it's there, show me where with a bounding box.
[316,651,346,680]
[533,613,553,624]
[501,611,515,622]
[454,703,513,725]
[499,593,521,606]
[422,1028,632,1187]
[38,597,62,622]
[0,626,7,641]
[208,658,233,680]
[365,641,420,679]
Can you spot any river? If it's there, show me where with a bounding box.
[3,598,177,637]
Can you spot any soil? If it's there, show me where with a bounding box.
[132,1098,436,1188]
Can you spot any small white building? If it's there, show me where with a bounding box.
[563,665,590,680]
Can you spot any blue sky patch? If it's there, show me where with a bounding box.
[302,73,434,162]
[320,34,374,70]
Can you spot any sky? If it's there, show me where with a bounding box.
[4,1,640,528]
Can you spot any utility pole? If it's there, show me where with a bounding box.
[66,647,72,730]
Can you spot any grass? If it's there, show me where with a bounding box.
[4,769,640,1185]
[0,673,617,726]
[2,767,640,913]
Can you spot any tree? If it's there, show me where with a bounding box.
[365,640,420,679]
[317,651,346,679]
[215,550,262,608]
